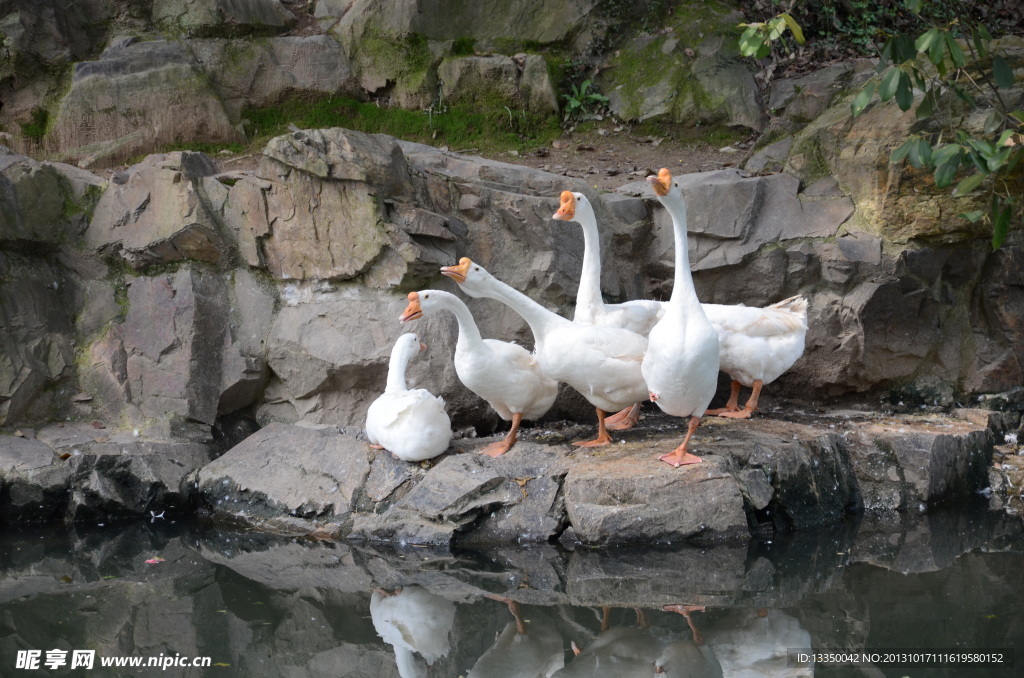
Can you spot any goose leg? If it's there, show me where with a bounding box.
[574,409,614,447]
[605,402,641,430]
[368,443,384,450]
[479,412,522,457]
[663,604,707,645]
[718,380,763,419]
[706,380,742,416]
[659,416,703,466]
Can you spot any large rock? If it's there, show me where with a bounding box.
[85,151,226,269]
[48,38,241,166]
[187,36,356,118]
[0,423,211,523]
[152,0,295,37]
[192,409,994,546]
[82,266,231,430]
[0,254,76,425]
[196,423,372,523]
[438,54,559,116]
[602,2,763,130]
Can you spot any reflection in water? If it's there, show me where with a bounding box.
[0,503,1021,677]
[370,586,455,678]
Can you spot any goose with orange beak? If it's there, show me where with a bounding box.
[365,332,452,462]
[400,289,556,457]
[441,257,649,448]
[552,189,666,432]
[641,168,720,466]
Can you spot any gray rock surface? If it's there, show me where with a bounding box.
[189,409,994,546]
[0,423,210,522]
[152,0,295,36]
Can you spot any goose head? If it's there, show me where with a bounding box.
[400,290,450,323]
[551,190,596,225]
[647,167,681,201]
[440,257,493,298]
[395,331,427,356]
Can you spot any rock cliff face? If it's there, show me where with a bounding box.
[0,1,1022,541]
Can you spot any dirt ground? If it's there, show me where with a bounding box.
[476,123,759,191]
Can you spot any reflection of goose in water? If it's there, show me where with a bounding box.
[703,608,813,677]
[553,607,661,678]
[370,586,456,678]
[467,597,564,678]
[656,605,723,678]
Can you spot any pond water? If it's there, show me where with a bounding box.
[1,501,1021,677]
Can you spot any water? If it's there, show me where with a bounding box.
[1,502,1021,677]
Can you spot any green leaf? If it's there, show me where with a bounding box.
[908,138,932,168]
[878,40,894,70]
[915,88,936,120]
[931,143,961,167]
[895,71,914,111]
[880,67,900,102]
[972,27,990,59]
[933,157,959,188]
[993,55,1015,89]
[959,210,985,223]
[890,137,917,164]
[953,172,986,196]
[767,17,786,41]
[951,83,976,106]
[928,30,946,65]
[781,13,805,44]
[916,28,940,54]
[851,81,876,117]
[894,34,917,63]
[906,0,924,12]
[944,32,965,68]
[984,110,1003,135]
[992,204,1011,250]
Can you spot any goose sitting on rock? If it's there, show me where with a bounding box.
[365,332,452,462]
[642,168,720,467]
[371,585,456,678]
[400,289,557,457]
[441,258,648,448]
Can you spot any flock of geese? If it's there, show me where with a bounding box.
[370,585,815,678]
[365,168,809,467]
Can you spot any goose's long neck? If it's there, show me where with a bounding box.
[480,278,567,340]
[439,294,484,351]
[575,207,605,312]
[385,344,413,393]
[665,195,702,312]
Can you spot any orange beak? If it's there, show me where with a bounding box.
[552,190,576,220]
[399,291,422,323]
[440,257,472,284]
[419,342,427,352]
[647,168,671,197]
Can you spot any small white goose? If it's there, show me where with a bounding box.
[365,332,452,462]
[553,189,807,422]
[641,168,720,467]
[441,258,649,447]
[400,289,557,457]
[371,585,456,678]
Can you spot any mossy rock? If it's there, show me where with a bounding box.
[600,0,762,130]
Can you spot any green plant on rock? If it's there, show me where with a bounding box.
[737,12,805,58]
[19,107,49,143]
[850,0,1021,249]
[561,79,609,122]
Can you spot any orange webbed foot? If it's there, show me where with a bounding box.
[659,450,703,466]
[479,439,513,457]
[717,408,754,419]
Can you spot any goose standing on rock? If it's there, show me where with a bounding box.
[554,189,807,424]
[365,332,452,462]
[441,258,649,447]
[642,168,720,467]
[703,295,808,419]
[552,190,663,431]
[400,289,557,457]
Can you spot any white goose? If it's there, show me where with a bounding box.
[441,258,648,447]
[641,168,720,467]
[365,332,452,462]
[553,189,808,421]
[400,289,557,457]
[370,585,456,678]
[467,597,564,678]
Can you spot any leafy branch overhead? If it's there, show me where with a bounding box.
[739,1,1020,250]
